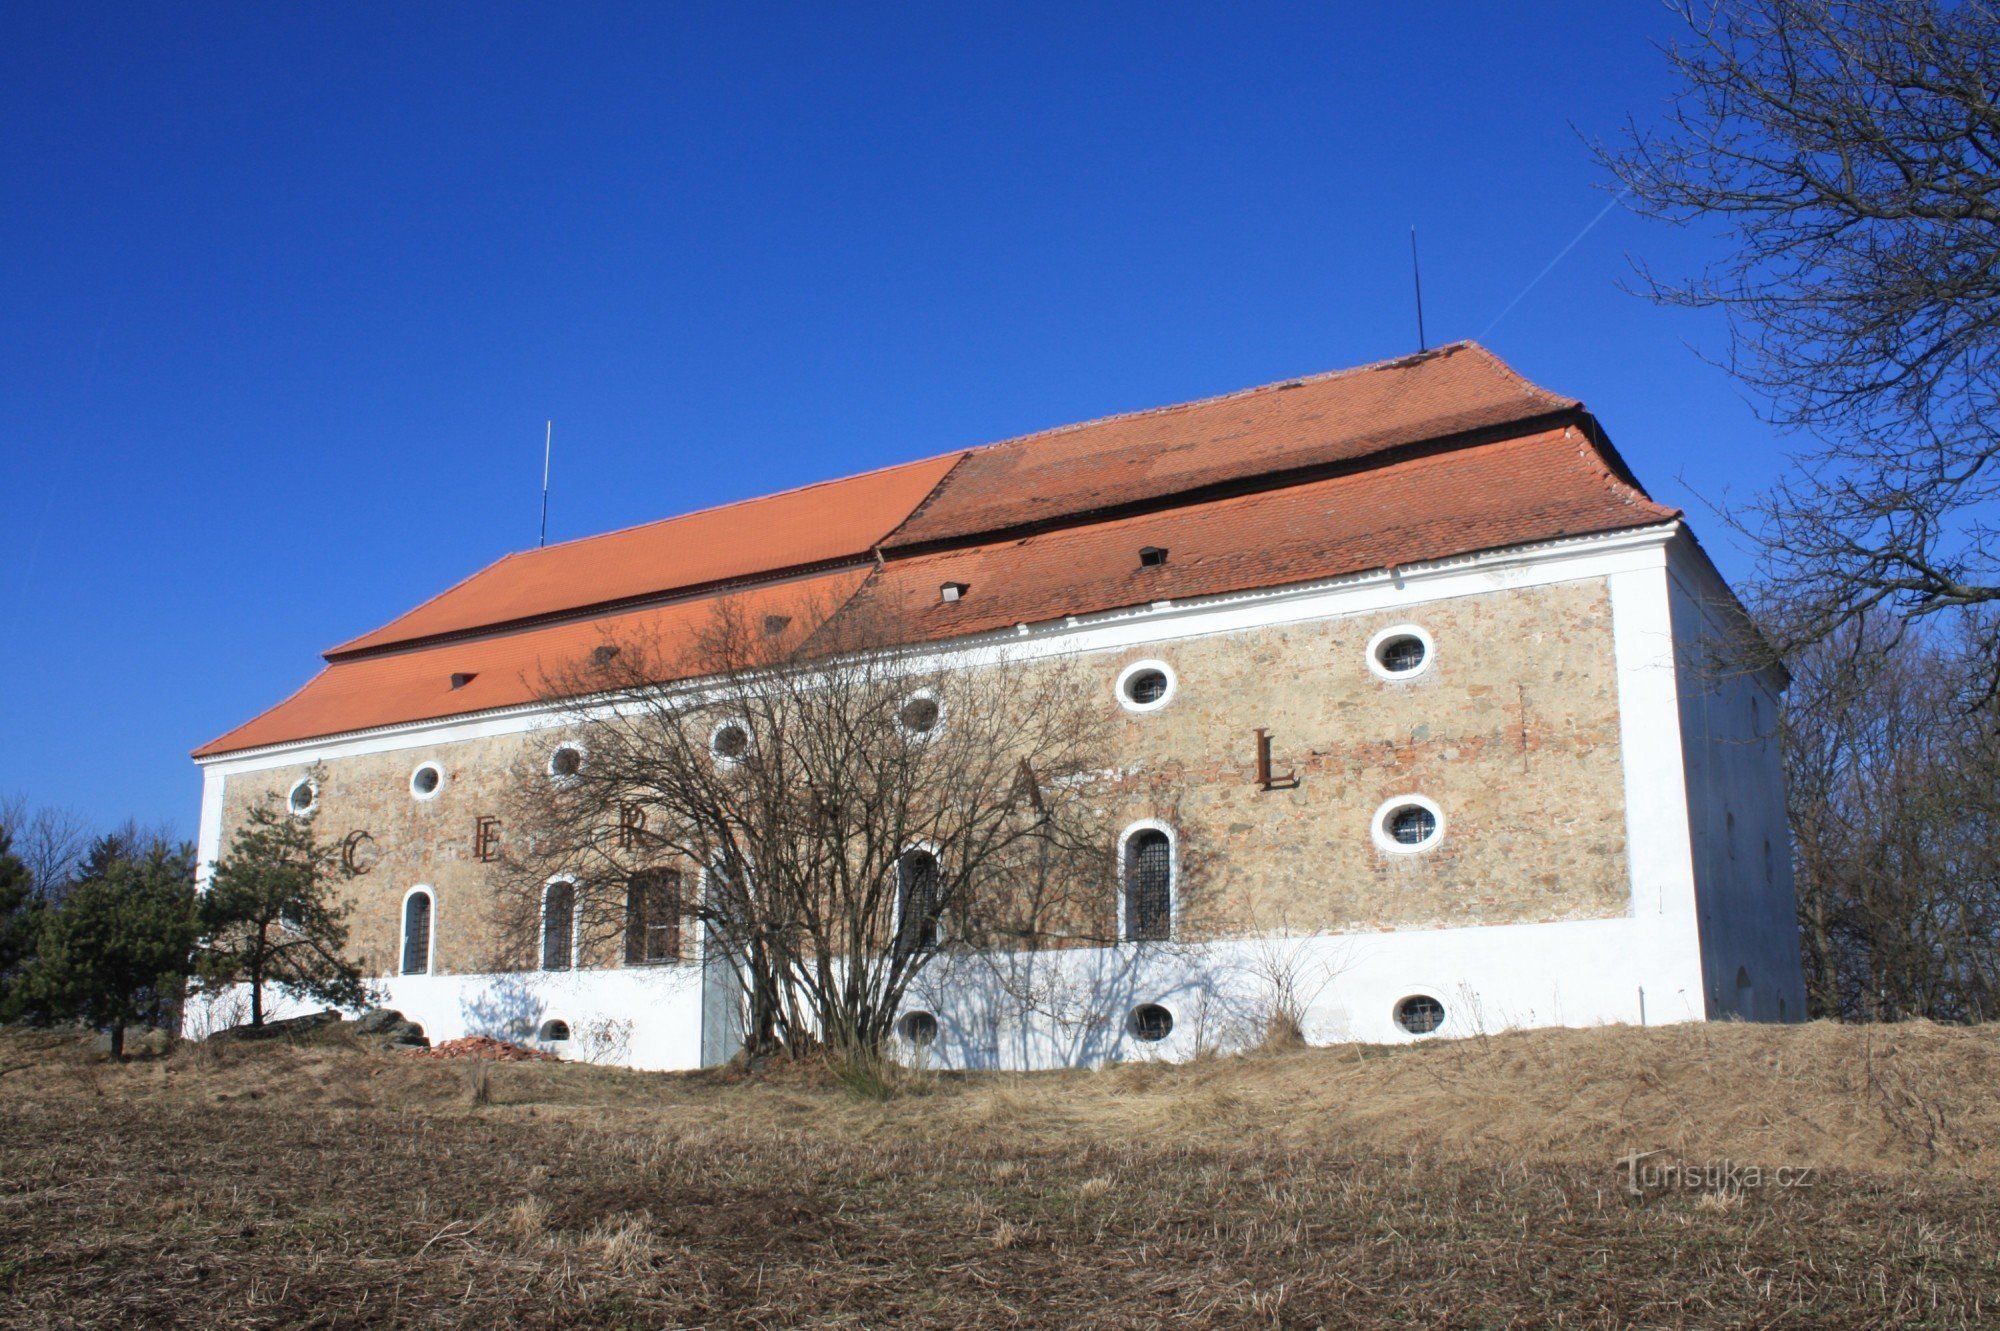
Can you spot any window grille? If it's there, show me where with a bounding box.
[1124,830,1172,941]
[1125,669,1168,705]
[1130,1003,1174,1041]
[896,850,941,954]
[542,879,576,971]
[1389,806,1437,846]
[1379,634,1427,674]
[1396,995,1445,1034]
[401,892,431,975]
[625,869,683,964]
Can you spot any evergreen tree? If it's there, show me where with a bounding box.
[198,793,365,1026]
[24,840,196,1057]
[0,830,43,1019]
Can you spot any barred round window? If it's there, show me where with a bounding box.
[897,693,942,738]
[1116,660,1176,712]
[1372,796,1443,854]
[711,721,751,762]
[1129,1003,1174,1043]
[897,1010,939,1046]
[1389,805,1435,845]
[548,745,584,780]
[287,778,317,816]
[1366,625,1435,681]
[1395,995,1446,1035]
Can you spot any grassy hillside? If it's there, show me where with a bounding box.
[4,1020,1999,1328]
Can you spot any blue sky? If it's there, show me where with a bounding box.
[2,4,1777,841]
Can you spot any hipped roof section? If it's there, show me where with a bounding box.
[195,342,1674,758]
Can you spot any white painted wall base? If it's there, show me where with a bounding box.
[184,914,1711,1072]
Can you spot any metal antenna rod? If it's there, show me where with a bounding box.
[539,420,552,548]
[1409,227,1427,353]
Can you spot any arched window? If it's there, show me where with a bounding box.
[541,878,576,972]
[401,889,433,975]
[1121,826,1173,942]
[625,869,683,965]
[894,849,941,955]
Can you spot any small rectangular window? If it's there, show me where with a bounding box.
[625,869,683,964]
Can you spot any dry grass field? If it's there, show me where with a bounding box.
[5,1020,2000,1329]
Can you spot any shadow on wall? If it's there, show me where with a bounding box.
[912,944,1289,1069]
[461,975,545,1044]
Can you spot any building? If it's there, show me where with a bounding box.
[189,343,1806,1067]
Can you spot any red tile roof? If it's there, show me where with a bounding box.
[819,427,1672,646]
[329,454,961,657]
[883,341,1578,548]
[196,343,1675,757]
[195,572,872,757]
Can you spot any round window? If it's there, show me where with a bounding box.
[711,721,751,762]
[410,763,444,800]
[287,778,317,816]
[1366,625,1436,681]
[897,1010,939,1046]
[897,693,942,738]
[548,745,584,780]
[1373,796,1443,854]
[1378,635,1426,674]
[1389,805,1436,846]
[1395,995,1446,1035]
[1116,660,1176,712]
[1129,1003,1174,1043]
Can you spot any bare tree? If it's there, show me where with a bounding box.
[1603,0,2000,690]
[1781,609,2000,1021]
[491,599,1176,1060]
[0,795,94,897]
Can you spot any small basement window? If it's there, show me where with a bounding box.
[538,1019,571,1042]
[287,777,318,817]
[1367,625,1435,680]
[1395,995,1446,1035]
[410,763,444,800]
[1116,659,1176,712]
[1129,1003,1174,1043]
[897,1010,939,1046]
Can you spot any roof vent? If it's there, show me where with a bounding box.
[940,582,969,603]
[1138,547,1168,568]
[590,645,621,667]
[450,672,477,690]
[762,614,792,636]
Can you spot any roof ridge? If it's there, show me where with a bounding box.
[946,341,1504,458]
[500,449,968,560]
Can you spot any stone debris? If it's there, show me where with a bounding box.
[404,1035,556,1062]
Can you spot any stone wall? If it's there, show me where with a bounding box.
[213,574,1630,977]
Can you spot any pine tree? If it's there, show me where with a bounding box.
[0,830,43,1019]
[24,840,196,1057]
[198,793,365,1026]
